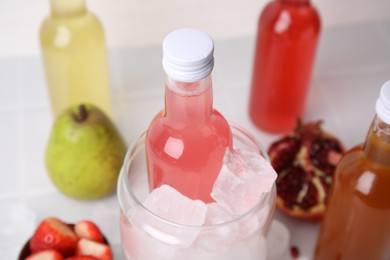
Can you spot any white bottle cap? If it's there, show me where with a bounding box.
[162,28,214,82]
[376,80,390,124]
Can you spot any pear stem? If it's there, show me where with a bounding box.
[73,104,88,123]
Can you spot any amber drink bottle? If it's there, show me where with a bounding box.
[315,81,390,260]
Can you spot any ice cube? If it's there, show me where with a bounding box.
[211,148,277,215]
[237,213,260,240]
[122,211,178,259]
[130,185,207,248]
[143,184,207,226]
[195,203,239,253]
[204,202,233,226]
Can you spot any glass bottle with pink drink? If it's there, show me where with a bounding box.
[145,28,232,203]
[249,0,321,134]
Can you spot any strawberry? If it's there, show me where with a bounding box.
[29,217,79,257]
[65,256,99,260]
[74,220,104,243]
[75,239,112,260]
[25,249,64,260]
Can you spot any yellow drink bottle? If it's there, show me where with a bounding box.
[40,0,112,118]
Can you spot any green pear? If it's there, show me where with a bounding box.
[45,104,127,200]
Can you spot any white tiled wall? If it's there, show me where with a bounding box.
[1,1,390,258]
[0,111,22,197]
[1,0,390,58]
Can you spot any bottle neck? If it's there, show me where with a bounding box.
[363,115,390,167]
[50,0,87,17]
[164,75,213,122]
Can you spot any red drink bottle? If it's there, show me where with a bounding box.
[145,28,232,203]
[249,0,321,134]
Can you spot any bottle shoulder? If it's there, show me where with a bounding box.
[40,12,104,49]
[147,109,230,139]
[334,145,390,209]
[40,12,103,37]
[336,145,390,189]
[145,112,232,159]
[148,110,230,131]
[336,145,365,174]
[259,1,320,33]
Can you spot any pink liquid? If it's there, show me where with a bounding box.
[145,78,232,203]
[249,0,320,133]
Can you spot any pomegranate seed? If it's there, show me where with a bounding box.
[290,245,300,258]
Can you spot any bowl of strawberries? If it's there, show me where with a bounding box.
[19,217,112,260]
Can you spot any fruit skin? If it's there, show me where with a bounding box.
[26,249,64,260]
[75,239,112,260]
[74,220,104,243]
[268,120,344,221]
[29,218,78,257]
[45,104,127,200]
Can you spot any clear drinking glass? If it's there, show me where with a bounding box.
[117,123,276,260]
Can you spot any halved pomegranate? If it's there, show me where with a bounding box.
[268,120,344,221]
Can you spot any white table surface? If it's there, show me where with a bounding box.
[1,20,390,259]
